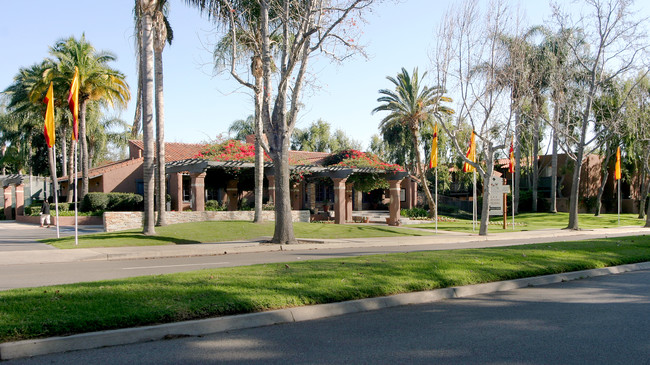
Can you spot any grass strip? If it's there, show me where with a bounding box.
[42,221,435,249]
[3,235,650,343]
[409,212,646,232]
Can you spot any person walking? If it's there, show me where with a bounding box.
[40,198,51,228]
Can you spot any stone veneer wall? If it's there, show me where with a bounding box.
[103,210,311,232]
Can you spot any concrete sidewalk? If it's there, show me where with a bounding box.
[1,224,648,265]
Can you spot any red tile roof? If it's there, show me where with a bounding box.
[59,157,143,180]
[129,140,207,162]
[288,150,331,166]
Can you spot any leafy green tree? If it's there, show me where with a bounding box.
[373,67,454,218]
[291,119,362,153]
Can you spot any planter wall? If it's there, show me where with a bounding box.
[103,210,311,232]
[16,215,103,226]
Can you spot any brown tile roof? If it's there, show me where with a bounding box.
[288,150,331,166]
[129,140,207,162]
[59,157,143,180]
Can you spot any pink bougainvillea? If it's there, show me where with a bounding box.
[193,140,270,162]
[325,149,404,171]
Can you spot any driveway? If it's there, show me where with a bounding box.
[0,221,104,251]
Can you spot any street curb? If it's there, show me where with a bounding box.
[2,261,649,361]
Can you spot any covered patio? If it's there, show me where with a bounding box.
[165,159,416,225]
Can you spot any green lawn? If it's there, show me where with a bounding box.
[408,212,647,232]
[40,213,647,249]
[42,221,435,249]
[3,236,650,342]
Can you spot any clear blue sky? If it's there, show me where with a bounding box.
[1,0,568,149]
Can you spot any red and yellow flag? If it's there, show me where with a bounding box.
[429,123,438,169]
[462,131,476,173]
[68,67,79,141]
[615,146,621,180]
[43,82,55,148]
[508,139,515,174]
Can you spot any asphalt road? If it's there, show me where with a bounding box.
[5,269,649,364]
[3,232,643,290]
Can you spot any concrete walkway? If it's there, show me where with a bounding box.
[0,221,648,265]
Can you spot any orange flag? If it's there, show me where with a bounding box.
[43,82,55,148]
[68,67,79,141]
[508,139,515,173]
[615,146,621,180]
[462,131,476,173]
[429,123,438,169]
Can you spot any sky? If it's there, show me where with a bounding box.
[0,0,607,150]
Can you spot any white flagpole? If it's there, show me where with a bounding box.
[74,140,78,246]
[510,163,517,231]
[435,166,438,233]
[618,179,621,226]
[52,145,60,238]
[472,170,477,231]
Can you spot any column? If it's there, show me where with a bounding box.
[3,186,12,220]
[332,177,347,224]
[307,182,316,212]
[354,190,363,211]
[267,175,276,204]
[15,184,25,216]
[345,183,353,222]
[226,179,239,211]
[388,179,403,226]
[190,172,206,211]
[402,179,413,209]
[169,172,183,211]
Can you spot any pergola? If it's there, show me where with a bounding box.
[165,159,412,225]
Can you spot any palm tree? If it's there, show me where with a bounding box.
[153,0,173,227]
[49,35,130,201]
[373,68,454,217]
[228,115,255,141]
[137,0,156,235]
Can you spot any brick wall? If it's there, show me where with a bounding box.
[103,210,311,232]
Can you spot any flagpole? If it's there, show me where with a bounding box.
[74,140,78,246]
[510,169,516,231]
[472,170,477,231]
[435,166,438,233]
[618,179,621,226]
[52,145,60,238]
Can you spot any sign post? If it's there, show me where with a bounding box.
[487,176,510,229]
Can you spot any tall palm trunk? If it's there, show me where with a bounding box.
[532,119,539,212]
[409,126,435,217]
[154,14,167,227]
[61,125,68,178]
[140,0,156,235]
[79,99,89,200]
[514,109,521,214]
[132,70,143,138]
[252,56,264,223]
[550,102,559,213]
[47,147,59,203]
